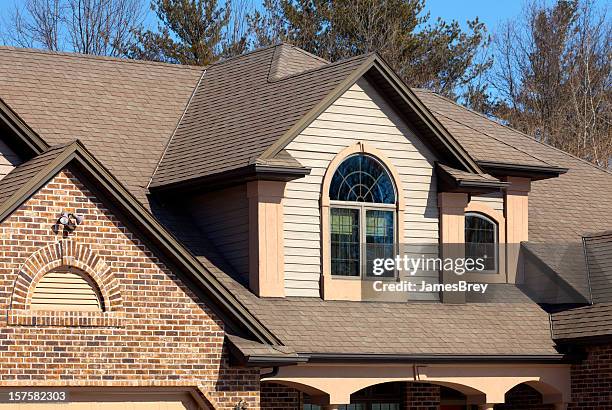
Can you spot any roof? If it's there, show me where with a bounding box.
[0,46,204,204]
[150,45,482,189]
[436,163,508,193]
[584,231,612,304]
[415,88,612,304]
[0,143,71,205]
[201,257,559,357]
[1,44,611,355]
[550,231,612,342]
[150,48,373,188]
[552,303,612,342]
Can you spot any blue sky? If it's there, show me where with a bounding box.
[424,0,524,32]
[1,0,607,48]
[0,1,532,43]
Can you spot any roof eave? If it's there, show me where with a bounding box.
[150,163,311,195]
[478,161,569,181]
[0,98,48,157]
[240,352,572,367]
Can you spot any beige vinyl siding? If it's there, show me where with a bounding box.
[284,78,439,298]
[470,192,504,213]
[31,271,102,311]
[189,185,249,281]
[0,139,21,180]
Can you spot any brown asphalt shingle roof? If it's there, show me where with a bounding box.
[0,143,71,205]
[1,44,611,351]
[150,46,373,188]
[552,303,612,341]
[194,252,558,355]
[0,46,204,204]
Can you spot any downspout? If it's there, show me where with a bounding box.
[260,366,279,378]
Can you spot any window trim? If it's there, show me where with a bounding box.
[465,211,499,274]
[321,143,405,300]
[462,201,507,282]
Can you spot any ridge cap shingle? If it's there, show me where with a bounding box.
[0,45,206,71]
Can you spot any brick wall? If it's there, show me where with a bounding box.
[261,382,302,410]
[568,343,612,409]
[0,169,260,409]
[404,382,440,410]
[493,384,554,410]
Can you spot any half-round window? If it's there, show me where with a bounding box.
[329,154,397,278]
[329,154,396,204]
[465,212,498,273]
[31,268,103,312]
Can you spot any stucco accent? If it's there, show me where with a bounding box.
[264,363,571,406]
[438,192,469,303]
[504,177,531,284]
[248,180,287,297]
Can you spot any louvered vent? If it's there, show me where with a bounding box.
[31,270,102,311]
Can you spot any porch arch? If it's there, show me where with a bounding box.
[264,362,571,406]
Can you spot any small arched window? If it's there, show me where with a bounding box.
[329,154,397,277]
[31,268,103,312]
[465,212,498,273]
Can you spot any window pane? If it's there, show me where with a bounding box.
[366,210,395,277]
[329,155,395,204]
[331,208,360,276]
[465,213,497,272]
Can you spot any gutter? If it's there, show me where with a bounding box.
[477,161,568,180]
[149,163,311,194]
[243,352,571,367]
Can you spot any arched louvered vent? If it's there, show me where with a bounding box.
[31,269,103,311]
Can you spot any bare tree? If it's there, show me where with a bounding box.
[5,0,144,56]
[492,0,611,168]
[7,0,63,50]
[66,0,143,56]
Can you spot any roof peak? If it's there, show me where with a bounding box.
[0,45,204,71]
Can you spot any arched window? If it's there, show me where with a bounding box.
[31,268,103,312]
[329,154,397,277]
[465,212,498,273]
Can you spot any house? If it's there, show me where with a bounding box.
[0,43,610,409]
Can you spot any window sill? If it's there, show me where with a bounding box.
[7,309,124,327]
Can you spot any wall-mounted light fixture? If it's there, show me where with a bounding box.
[54,212,84,233]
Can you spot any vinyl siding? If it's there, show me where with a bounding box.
[0,139,21,180]
[189,185,249,281]
[283,78,439,297]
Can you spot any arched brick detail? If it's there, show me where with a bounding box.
[10,240,123,312]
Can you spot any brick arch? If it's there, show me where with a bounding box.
[10,240,123,312]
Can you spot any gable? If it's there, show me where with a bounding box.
[283,78,440,297]
[0,142,278,344]
[150,48,481,191]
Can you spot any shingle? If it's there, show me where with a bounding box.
[0,143,71,205]
[150,47,372,188]
[0,46,204,206]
